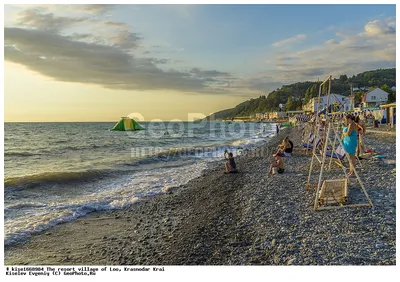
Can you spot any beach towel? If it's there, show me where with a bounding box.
[326,145,346,160]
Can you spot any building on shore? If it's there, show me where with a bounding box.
[269,111,289,119]
[255,110,305,120]
[255,112,264,120]
[380,103,396,128]
[361,88,389,108]
[303,94,351,113]
[286,110,305,117]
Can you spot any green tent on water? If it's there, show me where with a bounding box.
[112,117,145,131]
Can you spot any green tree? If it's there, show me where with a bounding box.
[295,98,303,110]
[381,84,394,94]
[339,74,348,83]
[310,84,319,98]
[354,92,363,105]
[285,96,295,111]
[388,91,396,103]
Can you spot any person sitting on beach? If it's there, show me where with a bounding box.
[268,154,284,175]
[276,137,293,156]
[224,150,237,173]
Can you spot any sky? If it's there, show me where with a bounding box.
[3,3,396,121]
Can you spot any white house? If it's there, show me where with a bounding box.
[361,88,389,108]
[303,94,351,113]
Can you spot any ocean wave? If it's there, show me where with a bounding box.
[5,202,47,210]
[4,151,43,157]
[4,169,111,188]
[5,143,115,157]
[4,196,141,247]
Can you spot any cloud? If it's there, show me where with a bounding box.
[263,17,395,84]
[272,34,306,48]
[14,8,132,35]
[4,27,233,94]
[16,9,87,31]
[325,39,340,45]
[9,4,116,15]
[103,21,129,28]
[107,30,142,50]
[150,58,170,64]
[275,56,297,62]
[13,8,142,51]
[189,68,230,78]
[364,17,395,36]
[68,4,117,15]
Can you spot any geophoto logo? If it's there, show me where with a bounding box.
[124,112,273,160]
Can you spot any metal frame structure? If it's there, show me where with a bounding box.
[305,75,373,211]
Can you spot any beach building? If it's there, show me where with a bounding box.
[286,110,305,117]
[380,103,396,128]
[255,113,264,119]
[303,94,351,113]
[361,88,389,108]
[269,111,288,119]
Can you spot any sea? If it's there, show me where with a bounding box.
[4,121,276,246]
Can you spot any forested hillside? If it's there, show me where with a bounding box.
[208,68,395,120]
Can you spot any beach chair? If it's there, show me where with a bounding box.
[326,144,362,168]
[317,179,348,207]
[303,136,322,150]
[326,144,346,160]
[302,134,315,149]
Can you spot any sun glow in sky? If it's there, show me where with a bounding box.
[3,3,396,121]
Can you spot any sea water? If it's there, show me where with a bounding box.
[4,121,275,245]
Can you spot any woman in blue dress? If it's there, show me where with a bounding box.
[342,114,362,177]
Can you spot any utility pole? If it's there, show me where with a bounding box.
[349,83,354,111]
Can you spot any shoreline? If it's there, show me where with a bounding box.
[5,127,396,265]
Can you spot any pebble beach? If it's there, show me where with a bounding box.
[5,126,396,266]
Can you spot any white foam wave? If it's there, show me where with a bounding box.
[4,161,209,246]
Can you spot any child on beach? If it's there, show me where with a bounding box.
[268,154,284,175]
[224,150,237,173]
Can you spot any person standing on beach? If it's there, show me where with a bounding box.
[276,124,280,135]
[341,114,359,177]
[355,116,366,158]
